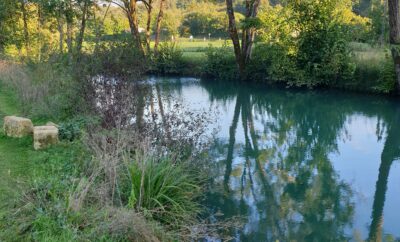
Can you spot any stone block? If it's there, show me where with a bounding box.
[46,122,58,127]
[3,116,34,138]
[33,126,59,150]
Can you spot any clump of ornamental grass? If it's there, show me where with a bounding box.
[128,154,203,228]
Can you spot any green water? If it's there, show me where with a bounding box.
[156,78,400,241]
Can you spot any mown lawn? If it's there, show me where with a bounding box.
[0,82,36,216]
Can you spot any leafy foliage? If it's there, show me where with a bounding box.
[59,118,88,141]
[249,0,357,87]
[374,52,396,93]
[249,43,301,84]
[180,3,228,38]
[152,42,184,74]
[203,44,238,80]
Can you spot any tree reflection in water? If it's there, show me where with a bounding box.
[200,81,400,241]
[368,105,400,242]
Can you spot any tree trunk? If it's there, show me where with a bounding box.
[154,0,166,53]
[388,0,400,93]
[379,0,387,46]
[20,0,30,55]
[368,109,400,241]
[242,0,260,63]
[37,4,43,61]
[127,0,145,56]
[57,19,64,54]
[66,21,73,55]
[155,84,171,141]
[66,0,73,56]
[145,0,153,53]
[76,0,89,55]
[225,0,245,78]
[225,0,261,80]
[57,6,64,54]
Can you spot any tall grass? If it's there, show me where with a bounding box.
[0,59,85,120]
[350,43,396,93]
[128,155,202,227]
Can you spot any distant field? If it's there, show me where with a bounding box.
[150,38,231,51]
[157,38,232,63]
[175,39,230,50]
[182,51,206,62]
[349,42,387,62]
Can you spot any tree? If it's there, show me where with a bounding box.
[370,0,389,45]
[75,0,92,55]
[110,0,145,55]
[388,0,400,93]
[20,0,31,54]
[39,0,67,54]
[65,0,74,55]
[180,4,228,38]
[0,0,19,51]
[154,0,166,53]
[143,0,153,52]
[368,106,400,241]
[225,0,262,79]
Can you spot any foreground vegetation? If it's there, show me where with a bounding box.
[0,54,220,240]
[1,0,400,240]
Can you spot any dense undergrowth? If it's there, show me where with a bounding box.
[0,46,222,241]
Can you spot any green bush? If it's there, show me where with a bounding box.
[203,44,237,80]
[251,0,356,88]
[374,54,396,93]
[79,41,146,78]
[152,42,184,75]
[59,119,85,141]
[249,44,302,84]
[296,27,356,87]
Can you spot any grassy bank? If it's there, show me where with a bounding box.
[0,80,161,241]
[0,58,211,240]
[0,82,33,205]
[0,82,82,239]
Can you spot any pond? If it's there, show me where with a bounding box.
[153,77,400,241]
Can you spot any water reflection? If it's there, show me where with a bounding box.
[196,81,400,241]
[368,105,400,242]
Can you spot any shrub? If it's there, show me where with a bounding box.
[79,41,146,78]
[249,43,302,84]
[296,27,356,87]
[58,117,94,141]
[253,0,356,87]
[203,44,237,80]
[152,42,184,75]
[373,54,396,93]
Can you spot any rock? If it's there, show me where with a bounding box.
[33,126,59,150]
[3,116,34,138]
[46,121,59,128]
